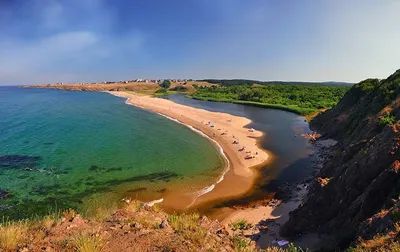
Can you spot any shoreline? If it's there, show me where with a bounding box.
[107,91,271,210]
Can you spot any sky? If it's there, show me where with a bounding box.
[0,0,400,85]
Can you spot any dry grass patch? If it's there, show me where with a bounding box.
[0,220,29,251]
[80,196,119,222]
[41,215,57,231]
[168,213,200,232]
[72,232,104,252]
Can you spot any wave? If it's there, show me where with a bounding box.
[122,96,231,207]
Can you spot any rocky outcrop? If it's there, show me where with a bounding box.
[281,70,400,249]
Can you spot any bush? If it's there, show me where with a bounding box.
[170,85,188,92]
[155,88,168,94]
[380,113,397,126]
[160,80,171,89]
[229,219,252,231]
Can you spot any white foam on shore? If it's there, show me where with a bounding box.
[154,112,230,204]
[144,198,164,207]
[121,96,230,207]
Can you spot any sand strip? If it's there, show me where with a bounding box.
[107,91,270,209]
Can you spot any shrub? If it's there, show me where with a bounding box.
[229,219,252,231]
[160,80,171,88]
[170,85,188,92]
[155,88,168,94]
[380,113,397,126]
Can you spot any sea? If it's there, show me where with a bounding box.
[0,86,225,219]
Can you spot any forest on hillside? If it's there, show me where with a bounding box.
[198,79,353,87]
[190,84,351,115]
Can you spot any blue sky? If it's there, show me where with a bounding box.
[1,0,399,85]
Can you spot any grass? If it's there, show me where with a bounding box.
[72,232,104,252]
[167,213,200,232]
[0,220,29,251]
[62,208,77,220]
[232,235,254,252]
[135,216,161,229]
[79,194,119,221]
[125,200,143,214]
[167,213,208,244]
[229,219,252,231]
[41,215,56,231]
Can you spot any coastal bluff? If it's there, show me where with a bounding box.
[282,69,400,250]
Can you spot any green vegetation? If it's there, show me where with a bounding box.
[232,235,253,252]
[380,113,397,126]
[229,219,252,231]
[170,85,188,92]
[155,87,168,94]
[167,213,208,245]
[167,213,200,232]
[160,80,171,88]
[199,79,353,87]
[190,84,350,115]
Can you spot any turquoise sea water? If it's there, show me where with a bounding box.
[0,87,224,218]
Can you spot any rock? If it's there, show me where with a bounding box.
[71,214,85,225]
[66,224,77,230]
[0,189,12,200]
[160,219,169,229]
[134,222,143,229]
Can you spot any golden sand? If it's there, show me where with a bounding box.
[107,91,271,209]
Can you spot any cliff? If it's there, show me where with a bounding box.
[281,69,400,250]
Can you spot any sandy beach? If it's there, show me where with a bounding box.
[107,91,271,209]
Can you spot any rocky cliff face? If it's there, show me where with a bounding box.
[281,70,400,249]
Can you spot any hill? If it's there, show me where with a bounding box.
[281,69,400,250]
[198,79,354,87]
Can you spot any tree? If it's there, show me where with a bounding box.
[160,80,171,89]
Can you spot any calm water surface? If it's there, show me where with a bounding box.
[0,87,224,218]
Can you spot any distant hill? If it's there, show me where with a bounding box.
[198,79,354,87]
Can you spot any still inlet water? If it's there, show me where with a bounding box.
[0,87,224,218]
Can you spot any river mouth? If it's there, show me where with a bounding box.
[163,94,314,219]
